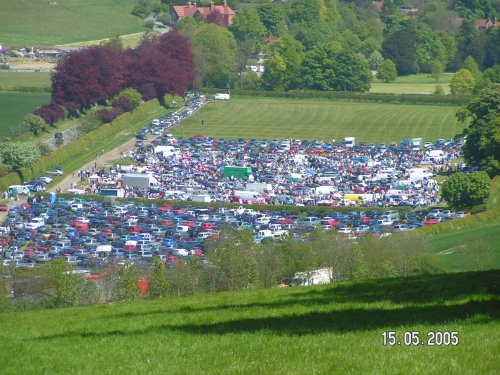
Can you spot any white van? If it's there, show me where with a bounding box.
[214,93,230,100]
[9,185,30,195]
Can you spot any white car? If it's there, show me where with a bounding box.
[338,226,352,234]
[38,176,53,184]
[46,169,63,176]
[377,218,394,226]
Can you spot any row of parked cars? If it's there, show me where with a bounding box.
[0,197,466,269]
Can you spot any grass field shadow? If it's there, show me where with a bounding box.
[33,271,499,340]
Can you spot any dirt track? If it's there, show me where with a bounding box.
[0,138,137,224]
[52,138,138,192]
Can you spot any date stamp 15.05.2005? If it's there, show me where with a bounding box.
[381,331,459,346]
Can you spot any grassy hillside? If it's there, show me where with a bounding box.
[0,271,498,374]
[176,97,465,143]
[0,0,143,48]
[0,91,50,138]
[370,74,452,95]
[429,217,500,272]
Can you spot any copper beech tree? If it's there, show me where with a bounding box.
[47,29,195,115]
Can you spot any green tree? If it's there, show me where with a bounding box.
[341,29,362,53]
[114,88,143,109]
[382,27,418,75]
[442,172,491,210]
[291,21,340,51]
[257,3,286,36]
[0,142,41,170]
[288,0,327,26]
[243,71,262,90]
[103,34,123,50]
[431,60,444,82]
[330,50,371,92]
[300,43,342,91]
[148,257,169,299]
[113,261,141,302]
[368,51,384,71]
[311,231,356,281]
[361,37,382,57]
[450,68,475,95]
[278,236,317,284]
[377,59,397,83]
[131,0,150,19]
[434,84,445,95]
[457,85,500,176]
[185,23,237,88]
[230,7,266,46]
[23,114,46,136]
[168,261,200,297]
[463,55,485,93]
[206,228,259,291]
[483,64,500,84]
[416,22,447,73]
[257,243,285,288]
[48,259,77,307]
[158,13,171,26]
[468,171,491,206]
[262,35,304,91]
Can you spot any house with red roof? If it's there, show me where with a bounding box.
[171,1,235,27]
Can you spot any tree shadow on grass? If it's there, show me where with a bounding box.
[33,298,498,341]
[102,270,500,321]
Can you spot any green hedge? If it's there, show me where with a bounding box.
[204,89,471,106]
[40,192,413,215]
[0,85,51,92]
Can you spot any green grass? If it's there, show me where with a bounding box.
[56,32,146,49]
[429,217,500,272]
[175,97,466,143]
[0,0,144,48]
[0,91,50,138]
[0,270,498,374]
[0,72,51,88]
[370,74,452,95]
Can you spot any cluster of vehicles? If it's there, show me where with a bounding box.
[112,130,463,208]
[1,198,466,269]
[134,94,205,147]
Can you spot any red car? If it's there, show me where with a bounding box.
[424,218,442,226]
[166,256,180,264]
[0,204,8,212]
[201,223,215,230]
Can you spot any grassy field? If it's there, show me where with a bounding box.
[0,270,498,374]
[0,91,50,138]
[370,74,453,95]
[176,97,465,143]
[56,32,146,49]
[0,0,143,48]
[429,217,500,272]
[0,72,51,88]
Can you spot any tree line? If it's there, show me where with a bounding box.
[0,227,441,311]
[165,0,499,93]
[28,30,195,130]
